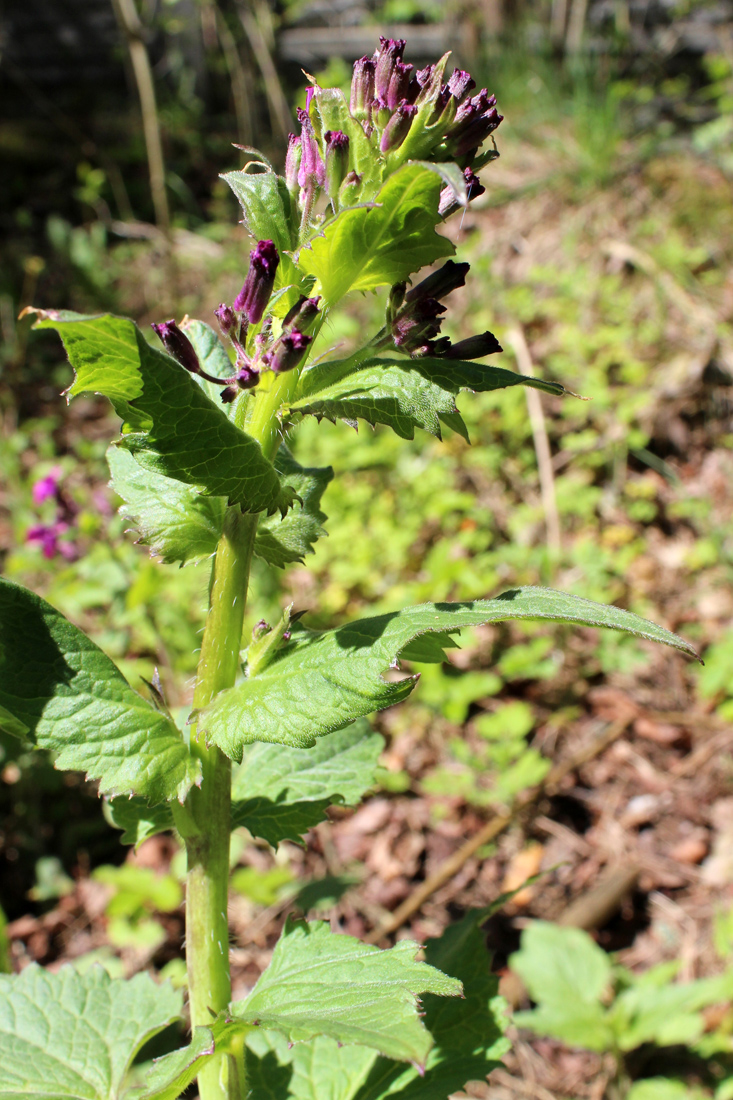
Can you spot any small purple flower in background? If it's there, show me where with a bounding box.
[27,522,76,561]
[234,240,280,325]
[32,466,62,506]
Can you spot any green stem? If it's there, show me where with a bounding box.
[175,507,258,1100]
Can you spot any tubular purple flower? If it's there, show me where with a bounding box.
[151,320,202,375]
[374,37,406,103]
[350,56,375,121]
[447,69,476,101]
[234,240,280,324]
[285,133,302,193]
[324,130,350,198]
[380,101,417,153]
[386,60,413,110]
[214,304,236,336]
[296,108,325,191]
[438,168,485,218]
[405,260,470,304]
[442,331,503,359]
[266,330,313,374]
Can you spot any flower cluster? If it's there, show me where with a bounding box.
[153,240,321,402]
[383,260,502,360]
[26,466,78,560]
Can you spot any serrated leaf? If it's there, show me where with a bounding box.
[222,168,296,253]
[0,579,199,802]
[109,722,383,848]
[255,450,333,568]
[136,1027,220,1100]
[0,964,181,1100]
[291,364,467,441]
[33,311,289,515]
[108,447,226,566]
[200,589,696,757]
[297,164,454,304]
[231,918,461,1064]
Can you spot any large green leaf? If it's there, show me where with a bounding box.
[290,363,468,441]
[245,908,509,1100]
[297,164,454,304]
[109,722,383,848]
[0,964,181,1100]
[231,918,461,1065]
[34,311,289,515]
[255,450,333,568]
[221,168,296,253]
[200,589,697,758]
[0,579,199,802]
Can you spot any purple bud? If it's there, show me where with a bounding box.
[380,101,417,153]
[374,37,406,104]
[234,240,279,325]
[151,320,201,375]
[442,331,503,359]
[439,169,485,218]
[447,90,503,158]
[32,466,62,506]
[296,108,325,191]
[391,296,446,352]
[234,363,259,389]
[447,69,476,101]
[285,134,302,193]
[283,295,321,334]
[214,303,236,336]
[339,170,361,207]
[253,620,270,640]
[324,130,350,198]
[266,330,313,374]
[405,260,470,304]
[350,56,375,121]
[386,60,413,110]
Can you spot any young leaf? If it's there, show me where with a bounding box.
[222,168,296,253]
[255,450,333,568]
[0,964,182,1100]
[108,447,226,566]
[200,589,697,758]
[0,579,199,802]
[230,917,461,1065]
[297,164,454,304]
[290,363,468,441]
[33,311,290,515]
[108,722,383,848]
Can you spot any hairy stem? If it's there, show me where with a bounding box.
[175,507,258,1100]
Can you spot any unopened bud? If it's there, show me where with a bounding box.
[285,134,302,193]
[297,107,325,191]
[339,170,362,207]
[350,56,375,121]
[386,60,413,110]
[447,68,476,100]
[151,320,201,375]
[324,130,350,198]
[283,295,321,335]
[405,260,470,304]
[380,101,417,153]
[214,303,236,335]
[442,331,503,359]
[266,330,313,374]
[374,37,406,104]
[234,240,280,325]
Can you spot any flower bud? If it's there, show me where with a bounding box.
[405,260,470,305]
[446,90,503,159]
[447,68,476,101]
[214,303,236,336]
[391,297,445,353]
[266,330,313,373]
[283,295,321,335]
[374,37,406,104]
[350,56,375,121]
[151,320,201,375]
[324,130,350,198]
[442,331,503,359]
[386,60,413,110]
[438,168,485,218]
[297,107,325,192]
[234,240,279,325]
[285,133,302,194]
[380,101,417,153]
[339,170,362,207]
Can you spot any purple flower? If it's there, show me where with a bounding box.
[442,331,503,359]
[214,304,236,336]
[380,101,417,153]
[266,331,313,373]
[447,69,476,101]
[32,466,62,506]
[296,108,325,192]
[392,297,446,351]
[405,260,470,304]
[350,56,375,122]
[324,130,350,198]
[374,37,406,104]
[386,60,414,110]
[26,521,76,561]
[151,320,201,375]
[446,90,503,158]
[234,240,280,325]
[438,168,485,218]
